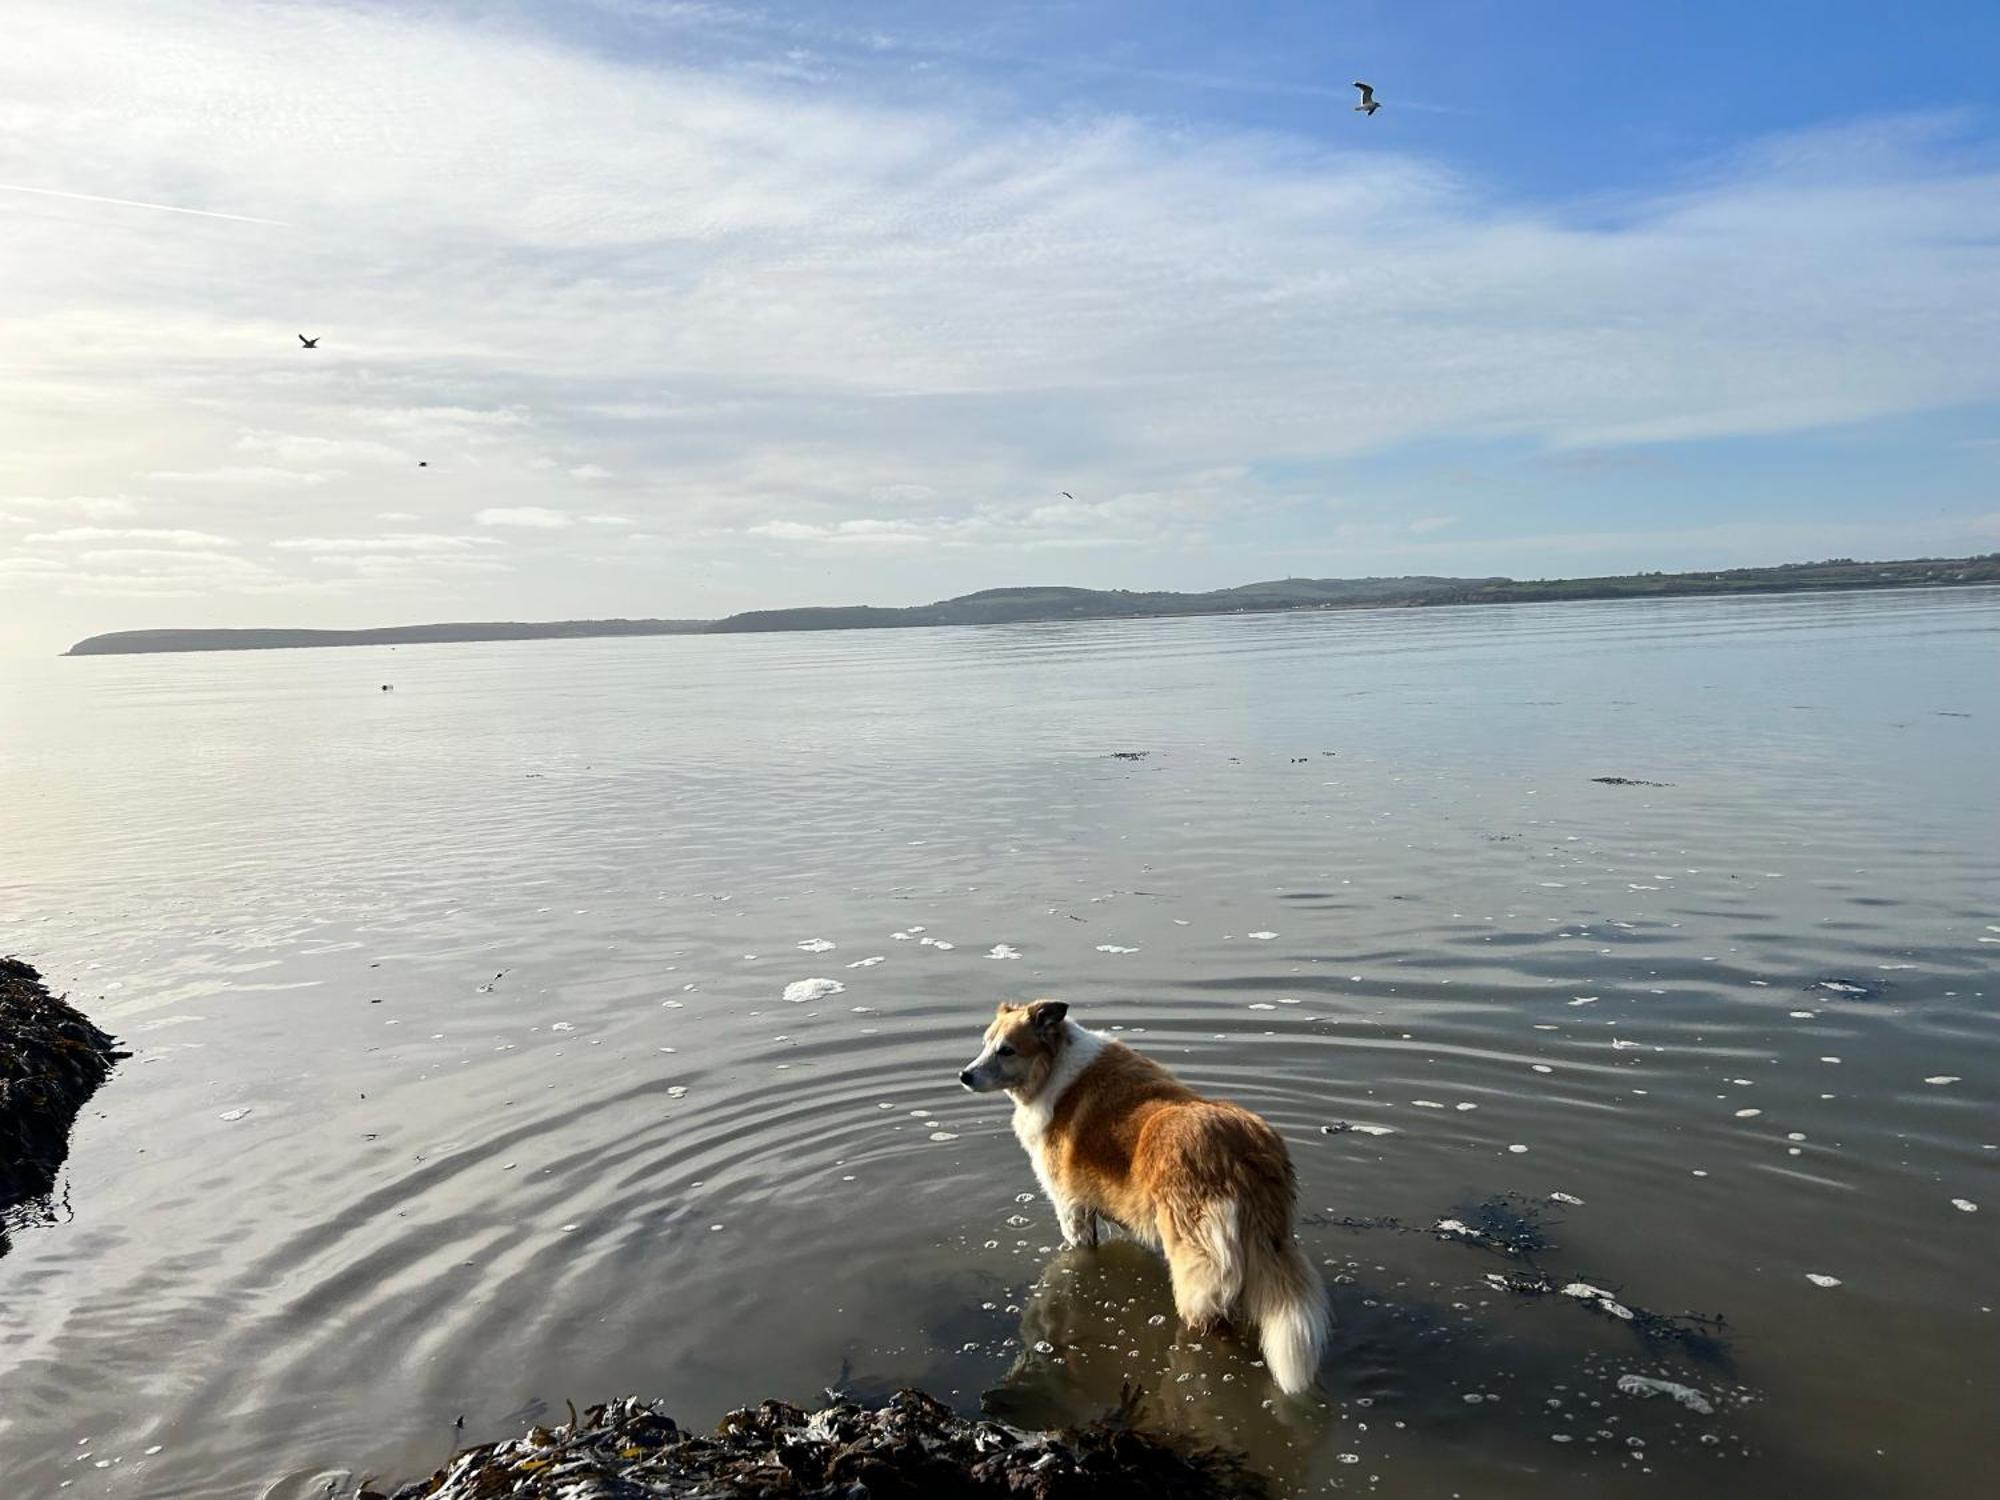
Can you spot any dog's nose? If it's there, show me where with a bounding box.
[958,1069,974,1087]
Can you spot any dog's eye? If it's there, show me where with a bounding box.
[996,1044,1015,1057]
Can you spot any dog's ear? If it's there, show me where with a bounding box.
[1027,1000,1069,1035]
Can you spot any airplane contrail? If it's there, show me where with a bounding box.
[0,182,287,226]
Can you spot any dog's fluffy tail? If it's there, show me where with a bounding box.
[1246,1233,1329,1395]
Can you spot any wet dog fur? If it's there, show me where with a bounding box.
[959,999,1328,1394]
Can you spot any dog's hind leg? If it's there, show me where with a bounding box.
[1159,1198,1243,1332]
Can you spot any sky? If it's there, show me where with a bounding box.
[2,0,1997,656]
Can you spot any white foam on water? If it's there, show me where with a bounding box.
[783,978,845,1004]
[1411,1100,1445,1109]
[929,1131,959,1142]
[1247,931,1278,940]
[1095,944,1139,954]
[1549,1192,1585,1205]
[1248,1002,1276,1010]
[1925,1075,1961,1085]
[1617,1374,1715,1414]
[1507,1143,1529,1153]
[847,956,885,968]
[1456,1102,1478,1111]
[1350,1124,1396,1136]
[1561,1282,1633,1319]
[1570,996,1598,1005]
[987,944,1022,960]
[217,1108,251,1122]
[797,938,836,953]
[1734,1108,1762,1118]
[1805,1273,1842,1288]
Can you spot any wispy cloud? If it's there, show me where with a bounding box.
[476,507,573,529]
[26,526,238,547]
[0,180,287,226]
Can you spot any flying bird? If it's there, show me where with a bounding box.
[417,461,428,468]
[298,334,319,348]
[1352,81,1380,115]
[1060,491,1074,500]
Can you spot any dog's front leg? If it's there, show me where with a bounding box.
[1055,1197,1100,1249]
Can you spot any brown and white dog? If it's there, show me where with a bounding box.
[959,999,1328,1394]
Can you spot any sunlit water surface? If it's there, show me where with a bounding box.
[1,588,1996,1498]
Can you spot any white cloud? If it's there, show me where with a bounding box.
[26,526,238,547]
[148,466,330,487]
[271,533,499,553]
[0,495,141,520]
[476,507,573,529]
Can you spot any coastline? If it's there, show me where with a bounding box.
[61,554,2000,657]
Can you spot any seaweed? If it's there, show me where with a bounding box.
[1,957,126,1256]
[369,1387,1266,1500]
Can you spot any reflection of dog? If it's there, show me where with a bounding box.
[986,1241,1319,1483]
[960,1000,1328,1393]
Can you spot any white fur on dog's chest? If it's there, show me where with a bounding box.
[1009,1023,1109,1199]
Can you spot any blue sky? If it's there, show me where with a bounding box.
[1,0,1996,652]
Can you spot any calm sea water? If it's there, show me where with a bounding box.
[1,588,1995,1499]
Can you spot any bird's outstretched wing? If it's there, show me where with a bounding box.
[1353,81,1376,105]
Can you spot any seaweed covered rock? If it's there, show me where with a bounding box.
[375,1388,1266,1500]
[1,957,126,1227]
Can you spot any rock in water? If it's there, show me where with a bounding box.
[1,957,127,1254]
[370,1388,1266,1499]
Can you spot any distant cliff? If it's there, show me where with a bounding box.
[63,555,2000,655]
[65,618,709,655]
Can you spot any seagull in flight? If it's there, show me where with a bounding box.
[1352,81,1380,116]
[298,334,320,348]
[1060,491,1074,500]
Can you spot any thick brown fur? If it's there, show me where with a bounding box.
[961,1000,1328,1394]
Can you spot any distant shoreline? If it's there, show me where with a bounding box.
[63,553,2000,656]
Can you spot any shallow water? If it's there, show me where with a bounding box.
[1,587,1995,1498]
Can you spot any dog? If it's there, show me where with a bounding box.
[959,999,1328,1394]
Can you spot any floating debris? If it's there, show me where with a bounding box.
[987,945,1023,961]
[1,958,127,1258]
[366,1388,1266,1499]
[1810,978,1884,1000]
[782,978,845,1004]
[796,939,836,954]
[1617,1373,1716,1415]
[1108,751,1151,762]
[1561,1281,1636,1320]
[1951,1198,1978,1213]
[1805,1273,1843,1288]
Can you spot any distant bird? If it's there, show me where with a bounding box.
[298,334,319,348]
[1060,491,1074,500]
[1352,81,1380,115]
[417,461,428,467]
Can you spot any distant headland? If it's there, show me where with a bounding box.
[63,553,2000,656]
